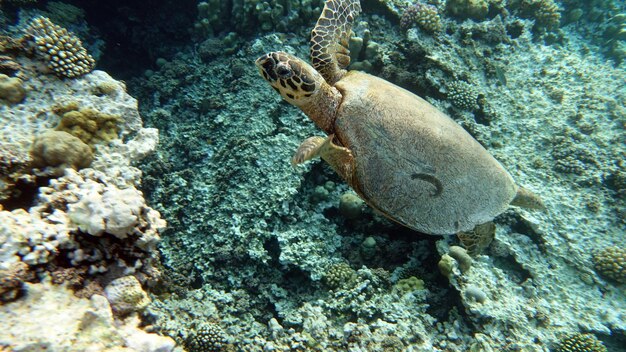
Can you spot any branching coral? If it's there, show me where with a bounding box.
[592,246,626,284]
[24,16,95,78]
[400,3,442,33]
[556,333,607,352]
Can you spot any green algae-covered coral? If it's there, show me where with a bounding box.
[393,276,425,295]
[185,323,227,352]
[446,0,491,21]
[323,262,356,290]
[400,3,442,33]
[592,246,626,284]
[54,103,121,145]
[447,80,480,111]
[509,0,561,33]
[555,333,607,352]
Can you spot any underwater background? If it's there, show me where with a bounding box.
[0,0,625,351]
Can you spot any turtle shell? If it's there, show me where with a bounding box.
[333,71,517,235]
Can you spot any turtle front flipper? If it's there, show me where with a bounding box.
[310,0,362,85]
[292,135,356,187]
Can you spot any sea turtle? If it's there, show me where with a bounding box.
[255,0,542,235]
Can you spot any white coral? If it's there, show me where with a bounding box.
[68,180,144,238]
[0,280,174,352]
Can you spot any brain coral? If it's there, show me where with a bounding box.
[104,275,150,314]
[30,130,93,172]
[24,16,95,78]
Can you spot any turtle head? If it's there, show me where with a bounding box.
[256,51,324,107]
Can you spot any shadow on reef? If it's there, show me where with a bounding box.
[59,0,197,79]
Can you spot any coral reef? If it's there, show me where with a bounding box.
[322,262,357,290]
[446,0,493,21]
[0,280,175,351]
[129,3,626,342]
[1,0,619,351]
[338,192,364,219]
[0,50,170,348]
[604,13,626,63]
[193,0,324,37]
[509,0,562,33]
[457,222,496,255]
[54,105,122,146]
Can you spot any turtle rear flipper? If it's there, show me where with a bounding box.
[310,0,361,85]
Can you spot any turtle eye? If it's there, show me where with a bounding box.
[275,63,292,78]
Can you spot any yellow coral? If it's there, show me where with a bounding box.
[0,74,25,104]
[55,105,121,145]
[30,130,93,171]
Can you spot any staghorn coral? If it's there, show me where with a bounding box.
[592,246,626,284]
[556,333,607,352]
[400,3,442,33]
[24,16,95,78]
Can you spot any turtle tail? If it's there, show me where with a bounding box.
[511,186,545,210]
